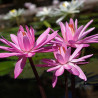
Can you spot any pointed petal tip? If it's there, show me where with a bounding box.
[19,25,24,31]
[47,70,49,72]
[30,26,34,30]
[82,76,87,81]
[79,73,87,81]
[14,74,18,79]
[93,27,95,29]
[91,54,93,56]
[90,19,93,22]
[59,22,63,25]
[52,84,55,88]
[84,78,87,81]
[70,18,73,21]
[75,19,78,21]
[19,25,23,28]
[25,25,29,29]
[53,30,58,33]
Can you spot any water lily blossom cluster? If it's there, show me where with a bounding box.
[4,9,25,20]
[54,0,85,23]
[0,18,97,91]
[36,0,85,23]
[37,18,98,87]
[0,26,58,78]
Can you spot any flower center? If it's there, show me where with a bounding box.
[69,24,75,35]
[62,3,66,7]
[22,32,26,36]
[59,46,66,54]
[10,9,16,13]
[62,2,70,8]
[62,47,66,53]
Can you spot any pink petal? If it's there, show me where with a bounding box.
[75,44,90,48]
[55,66,64,76]
[65,22,73,41]
[37,30,58,49]
[1,37,21,52]
[59,22,66,40]
[81,34,98,41]
[63,64,72,70]
[34,46,58,53]
[69,18,74,27]
[68,63,79,76]
[68,40,75,45]
[14,57,27,79]
[0,38,10,46]
[25,26,34,47]
[47,65,61,72]
[73,25,84,40]
[36,64,52,67]
[71,59,85,63]
[74,65,87,81]
[19,25,24,32]
[76,62,89,65]
[17,31,25,50]
[34,36,47,49]
[85,41,98,43]
[0,46,14,52]
[0,53,21,58]
[58,46,67,59]
[30,27,35,46]
[69,45,83,60]
[74,54,93,62]
[64,47,71,63]
[78,27,95,40]
[56,54,65,64]
[44,31,58,44]
[82,44,90,47]
[52,73,58,88]
[42,59,57,66]
[10,34,18,45]
[78,20,93,38]
[25,25,30,34]
[36,28,50,45]
[55,34,64,42]
[23,36,31,51]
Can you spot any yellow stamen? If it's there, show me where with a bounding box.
[62,3,66,7]
[10,9,16,13]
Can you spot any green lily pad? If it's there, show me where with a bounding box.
[0,61,14,76]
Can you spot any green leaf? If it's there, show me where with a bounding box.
[0,61,14,76]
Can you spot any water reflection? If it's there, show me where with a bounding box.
[0,71,98,98]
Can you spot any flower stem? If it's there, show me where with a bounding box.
[71,48,76,98]
[71,74,76,98]
[28,57,47,98]
[64,70,68,98]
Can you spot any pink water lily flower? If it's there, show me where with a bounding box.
[0,26,58,78]
[55,18,98,47]
[37,45,93,87]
